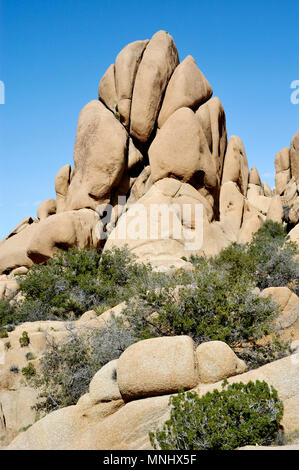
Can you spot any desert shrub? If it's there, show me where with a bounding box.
[19,331,30,347]
[123,259,286,368]
[0,330,8,338]
[207,221,299,295]
[25,352,35,361]
[0,299,16,327]
[22,362,36,379]
[149,380,283,450]
[15,246,153,322]
[32,320,137,413]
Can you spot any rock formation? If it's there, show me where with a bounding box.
[0,29,298,275]
[0,30,299,450]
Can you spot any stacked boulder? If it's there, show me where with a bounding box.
[0,30,298,274]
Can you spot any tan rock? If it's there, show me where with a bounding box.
[149,107,217,188]
[288,224,299,246]
[104,178,220,265]
[0,224,38,274]
[247,184,271,214]
[65,100,127,211]
[26,209,99,264]
[290,130,299,183]
[283,177,297,206]
[196,341,246,384]
[221,136,249,196]
[89,360,121,404]
[130,30,179,142]
[5,216,37,240]
[238,201,265,244]
[158,55,212,128]
[275,147,290,173]
[196,97,227,179]
[266,195,283,223]
[37,199,56,221]
[275,169,291,195]
[55,164,71,213]
[289,198,299,224]
[249,166,262,186]
[115,40,148,127]
[128,138,143,171]
[98,64,118,113]
[219,182,244,236]
[117,336,198,401]
[263,182,272,197]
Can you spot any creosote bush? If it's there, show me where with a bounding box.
[149,380,284,450]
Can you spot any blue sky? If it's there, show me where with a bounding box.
[0,0,298,239]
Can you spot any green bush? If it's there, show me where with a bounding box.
[16,246,152,322]
[123,258,286,368]
[0,330,8,338]
[22,362,36,379]
[211,221,299,294]
[0,299,16,327]
[149,380,284,450]
[19,331,30,347]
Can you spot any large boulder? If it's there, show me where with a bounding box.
[275,147,291,195]
[249,166,262,186]
[221,136,249,196]
[114,40,149,127]
[98,64,118,113]
[26,209,99,264]
[89,360,122,404]
[0,223,38,274]
[117,336,198,401]
[37,199,56,220]
[149,107,217,189]
[196,97,227,179]
[290,130,299,183]
[64,100,128,210]
[157,55,212,128]
[196,341,246,383]
[55,164,71,213]
[219,181,244,237]
[130,30,179,142]
[266,195,283,223]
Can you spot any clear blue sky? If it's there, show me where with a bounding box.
[0,0,298,239]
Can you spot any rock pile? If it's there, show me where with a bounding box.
[0,30,298,274]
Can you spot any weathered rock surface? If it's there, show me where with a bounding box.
[196,341,246,383]
[117,336,198,400]
[130,30,179,142]
[221,136,249,196]
[158,55,212,128]
[65,100,127,211]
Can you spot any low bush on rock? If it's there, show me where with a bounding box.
[13,247,153,322]
[212,221,299,294]
[149,380,284,450]
[0,299,16,327]
[30,321,136,413]
[123,256,287,369]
